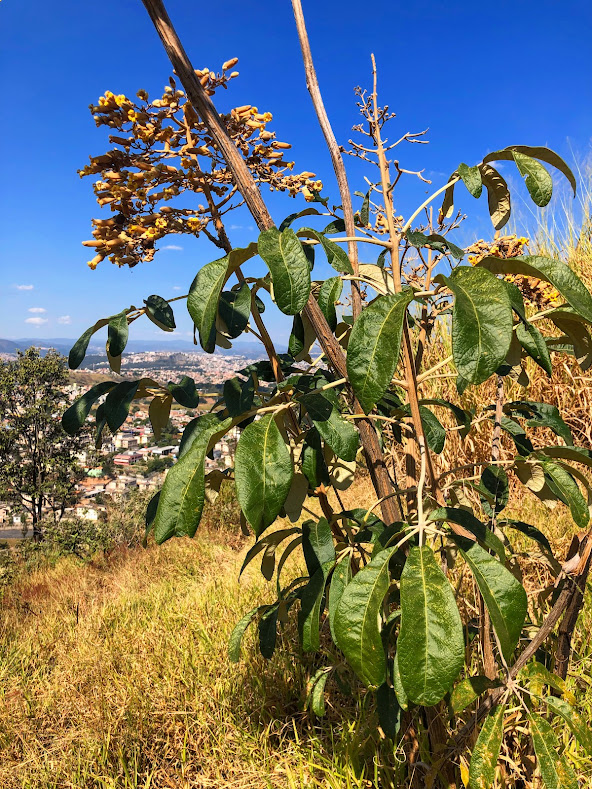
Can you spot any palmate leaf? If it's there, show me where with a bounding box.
[333,547,396,688]
[235,414,294,537]
[398,546,465,706]
[346,289,414,414]
[436,266,513,387]
[469,704,505,789]
[258,227,311,314]
[483,145,576,196]
[455,538,527,662]
[153,415,232,544]
[529,712,579,789]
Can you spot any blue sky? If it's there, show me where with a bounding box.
[1,0,591,347]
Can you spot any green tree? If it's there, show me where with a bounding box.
[0,349,89,541]
[65,2,592,785]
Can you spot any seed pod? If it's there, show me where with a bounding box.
[229,71,239,79]
[272,141,292,149]
[222,57,239,71]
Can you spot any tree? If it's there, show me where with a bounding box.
[0,349,89,540]
[65,2,592,785]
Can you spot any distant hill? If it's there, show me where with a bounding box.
[0,338,285,358]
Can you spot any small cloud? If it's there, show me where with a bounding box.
[172,286,182,291]
[14,284,34,291]
[28,307,46,314]
[229,224,254,231]
[58,315,72,325]
[25,317,48,326]
[161,244,183,251]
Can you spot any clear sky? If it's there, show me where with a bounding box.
[1,0,591,347]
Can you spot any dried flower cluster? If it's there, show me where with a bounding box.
[80,60,322,269]
[467,235,561,308]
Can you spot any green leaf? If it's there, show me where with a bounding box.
[437,266,513,386]
[346,289,414,413]
[235,414,294,537]
[223,375,254,418]
[519,661,568,696]
[376,683,401,739]
[543,696,592,755]
[308,668,331,716]
[548,310,592,370]
[392,651,408,710]
[499,416,533,456]
[333,547,396,688]
[418,405,446,454]
[420,398,473,439]
[318,277,343,332]
[479,465,509,517]
[106,310,129,363]
[62,381,116,434]
[104,380,140,433]
[360,189,370,226]
[258,227,311,314]
[497,518,553,555]
[469,704,505,789]
[167,375,199,409]
[483,145,576,196]
[450,676,500,715]
[406,230,464,260]
[239,527,301,577]
[278,207,321,231]
[149,394,172,441]
[153,415,232,543]
[458,162,483,198]
[218,283,251,339]
[516,320,553,376]
[68,316,112,369]
[429,507,505,561]
[328,553,352,643]
[541,461,589,528]
[297,228,354,274]
[480,164,511,229]
[301,428,330,490]
[323,218,345,235]
[529,712,579,789]
[299,518,335,652]
[258,605,279,659]
[538,444,592,468]
[288,314,305,359]
[228,607,259,663]
[398,546,464,705]
[456,539,527,662]
[512,151,553,207]
[188,257,228,353]
[477,255,592,323]
[144,294,176,332]
[299,392,358,462]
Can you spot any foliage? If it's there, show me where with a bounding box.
[64,11,592,786]
[0,349,89,540]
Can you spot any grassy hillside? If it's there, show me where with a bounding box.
[0,488,590,789]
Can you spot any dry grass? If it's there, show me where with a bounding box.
[0,486,590,788]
